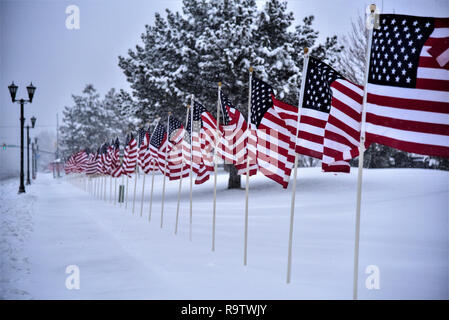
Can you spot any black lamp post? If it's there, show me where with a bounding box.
[8,81,36,194]
[26,116,36,185]
[33,137,38,180]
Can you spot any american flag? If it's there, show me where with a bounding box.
[137,127,149,170]
[111,138,124,178]
[165,115,189,180]
[141,127,157,174]
[96,143,108,174]
[101,143,112,174]
[295,57,343,160]
[64,154,75,174]
[75,150,89,172]
[111,138,120,169]
[123,133,138,176]
[244,76,297,188]
[86,147,100,175]
[149,122,166,158]
[186,100,217,184]
[149,122,167,174]
[322,79,364,172]
[217,90,248,167]
[84,150,97,175]
[105,142,114,174]
[65,150,88,174]
[365,14,449,157]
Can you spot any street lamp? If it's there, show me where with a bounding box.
[33,137,38,180]
[26,116,37,185]
[8,81,37,194]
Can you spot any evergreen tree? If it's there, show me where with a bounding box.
[118,0,342,187]
[59,85,136,158]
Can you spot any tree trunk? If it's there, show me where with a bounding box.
[227,164,241,189]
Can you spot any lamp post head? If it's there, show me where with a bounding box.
[26,82,36,103]
[31,116,36,128]
[8,82,18,102]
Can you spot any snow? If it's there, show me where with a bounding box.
[1,167,448,299]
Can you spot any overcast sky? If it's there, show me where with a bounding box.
[1,0,447,148]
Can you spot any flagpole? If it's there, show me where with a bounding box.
[132,167,139,214]
[103,175,107,201]
[125,172,129,209]
[95,175,98,197]
[93,175,96,197]
[212,82,222,251]
[286,47,310,284]
[99,175,103,199]
[175,108,190,235]
[160,113,170,228]
[109,175,112,202]
[139,172,146,217]
[353,4,376,300]
[97,175,100,198]
[149,165,155,222]
[148,117,160,222]
[120,172,125,207]
[189,95,194,241]
[114,176,117,205]
[243,67,253,266]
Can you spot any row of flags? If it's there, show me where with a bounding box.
[63,11,447,293]
[66,13,448,190]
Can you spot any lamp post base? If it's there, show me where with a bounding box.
[18,186,26,194]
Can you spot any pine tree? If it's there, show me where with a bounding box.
[59,85,136,159]
[118,0,343,187]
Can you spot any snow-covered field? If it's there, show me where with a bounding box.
[0,167,448,299]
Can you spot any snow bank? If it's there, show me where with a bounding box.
[0,167,447,299]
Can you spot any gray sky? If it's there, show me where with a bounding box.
[1,0,447,148]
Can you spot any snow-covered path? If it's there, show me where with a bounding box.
[1,168,448,299]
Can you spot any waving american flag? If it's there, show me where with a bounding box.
[365,14,449,157]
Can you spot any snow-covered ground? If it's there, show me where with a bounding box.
[0,167,448,299]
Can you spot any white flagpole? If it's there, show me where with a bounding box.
[243,67,253,266]
[125,172,130,209]
[98,175,103,200]
[120,172,124,207]
[212,83,222,251]
[353,4,377,300]
[109,175,112,202]
[175,108,190,235]
[97,175,100,198]
[148,117,160,222]
[114,176,117,205]
[189,95,194,241]
[132,167,139,214]
[96,175,99,197]
[140,172,146,217]
[103,175,107,201]
[160,113,170,228]
[149,166,155,222]
[286,47,310,284]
